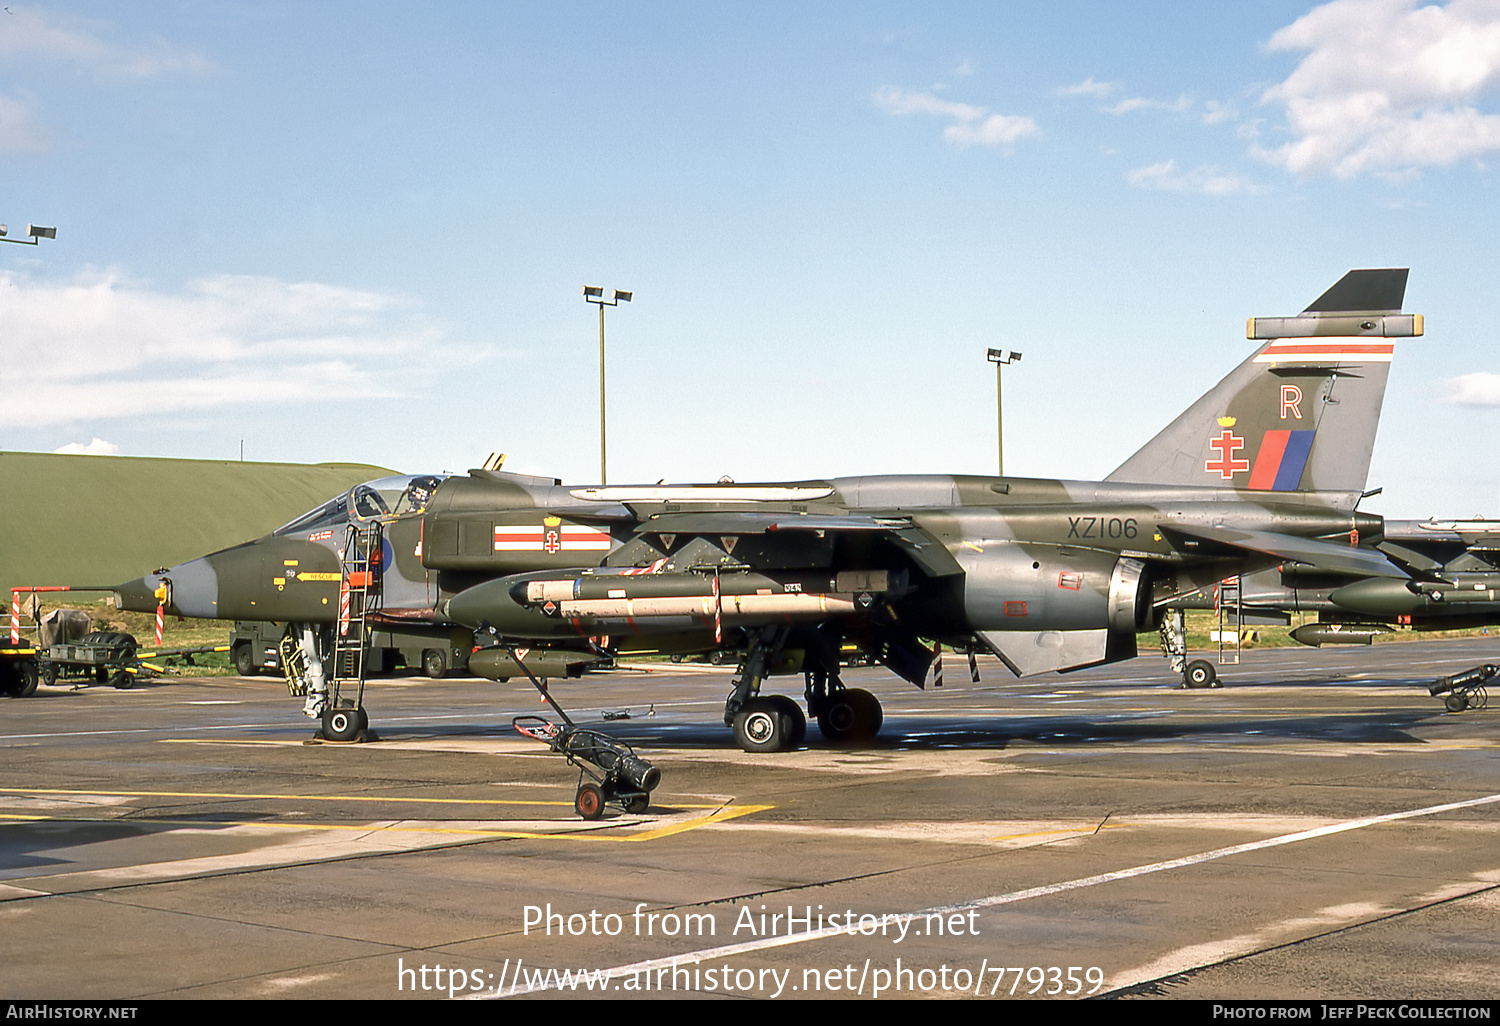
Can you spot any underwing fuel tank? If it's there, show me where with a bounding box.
[443,568,904,637]
[467,647,608,681]
[1330,576,1500,615]
[1288,622,1393,647]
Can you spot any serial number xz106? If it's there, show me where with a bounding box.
[1065,516,1138,540]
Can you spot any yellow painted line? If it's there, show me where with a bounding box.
[0,805,773,844]
[158,738,548,752]
[617,803,773,840]
[988,823,1128,842]
[2,786,727,811]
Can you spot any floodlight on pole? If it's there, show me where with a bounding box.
[985,348,1022,476]
[0,224,57,246]
[582,285,633,485]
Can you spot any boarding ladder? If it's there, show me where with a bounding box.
[1216,575,1244,666]
[328,522,384,714]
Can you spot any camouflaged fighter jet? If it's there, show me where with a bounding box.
[115,269,1421,751]
[1167,518,1500,703]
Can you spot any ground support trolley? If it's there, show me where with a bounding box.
[513,716,661,819]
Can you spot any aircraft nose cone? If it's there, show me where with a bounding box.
[113,558,222,619]
[112,574,164,615]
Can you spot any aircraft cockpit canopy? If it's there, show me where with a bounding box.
[271,494,347,538]
[350,474,449,522]
[271,474,449,537]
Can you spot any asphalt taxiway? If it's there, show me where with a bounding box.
[1,637,1497,1001]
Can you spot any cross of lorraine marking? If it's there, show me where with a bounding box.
[1205,430,1249,479]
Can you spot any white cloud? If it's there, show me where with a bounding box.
[0,271,446,429]
[1127,160,1265,196]
[873,86,1038,149]
[873,87,983,122]
[944,114,1039,148]
[1201,100,1238,125]
[0,6,214,80]
[1057,77,1116,98]
[53,438,119,455]
[1260,0,1500,177]
[1104,94,1194,116]
[1442,371,1500,405]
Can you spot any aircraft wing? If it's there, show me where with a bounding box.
[633,512,967,577]
[1375,541,1448,576]
[1464,535,1500,569]
[634,511,900,535]
[1159,525,1410,578]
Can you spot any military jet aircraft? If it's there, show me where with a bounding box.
[1176,518,1500,643]
[115,269,1422,751]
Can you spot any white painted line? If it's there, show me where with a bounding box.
[921,792,1500,913]
[478,791,1500,998]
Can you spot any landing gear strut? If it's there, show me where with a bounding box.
[723,625,802,753]
[719,626,884,752]
[1160,610,1222,689]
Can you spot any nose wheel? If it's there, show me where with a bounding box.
[321,705,368,742]
[1183,660,1219,689]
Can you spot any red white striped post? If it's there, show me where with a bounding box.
[152,583,170,646]
[712,573,722,645]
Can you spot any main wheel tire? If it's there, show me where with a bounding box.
[733,697,789,753]
[233,642,257,677]
[322,706,364,742]
[767,694,807,748]
[422,648,447,679]
[816,688,883,744]
[575,783,605,820]
[1185,660,1218,689]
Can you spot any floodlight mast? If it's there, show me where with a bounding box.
[581,286,633,485]
[0,224,57,246]
[985,348,1022,476]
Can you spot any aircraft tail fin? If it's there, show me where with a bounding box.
[1104,269,1419,506]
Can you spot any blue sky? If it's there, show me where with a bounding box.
[2,0,1498,518]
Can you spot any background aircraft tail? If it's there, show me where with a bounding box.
[1105,269,1418,506]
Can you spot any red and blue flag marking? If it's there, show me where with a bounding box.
[1248,429,1316,491]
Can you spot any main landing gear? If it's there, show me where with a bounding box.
[491,638,661,819]
[723,626,884,753]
